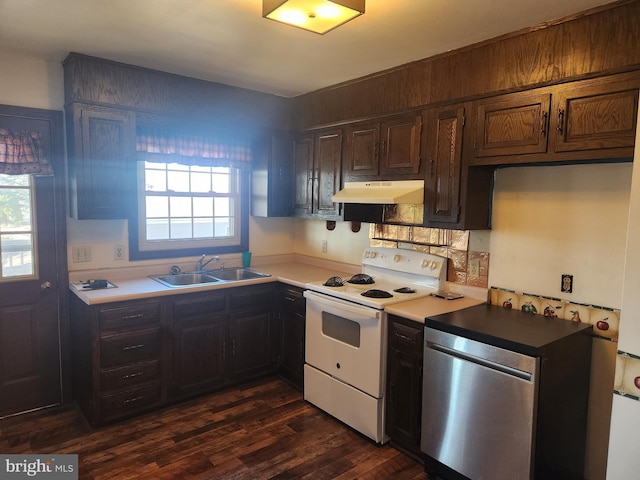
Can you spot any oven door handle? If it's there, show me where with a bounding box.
[304,290,381,319]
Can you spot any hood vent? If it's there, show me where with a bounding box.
[331,180,424,204]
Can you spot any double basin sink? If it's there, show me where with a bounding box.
[150,268,271,288]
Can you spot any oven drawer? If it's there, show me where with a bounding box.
[304,364,386,444]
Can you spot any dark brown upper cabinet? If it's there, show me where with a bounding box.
[343,113,422,181]
[473,93,552,158]
[293,133,314,216]
[252,131,294,218]
[553,75,638,154]
[67,104,136,219]
[470,72,639,166]
[423,103,494,230]
[293,128,343,219]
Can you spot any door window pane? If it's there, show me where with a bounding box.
[0,175,35,279]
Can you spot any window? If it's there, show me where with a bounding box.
[129,128,251,261]
[0,174,36,279]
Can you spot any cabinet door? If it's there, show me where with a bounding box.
[228,311,276,380]
[293,134,314,216]
[172,314,226,398]
[474,92,551,157]
[69,104,136,219]
[423,104,464,225]
[343,121,380,179]
[379,114,422,177]
[251,132,293,217]
[553,77,639,153]
[313,129,343,217]
[386,316,424,457]
[279,285,305,390]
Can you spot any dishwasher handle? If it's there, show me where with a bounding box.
[428,341,534,382]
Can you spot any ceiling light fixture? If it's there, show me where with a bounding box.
[263,0,365,35]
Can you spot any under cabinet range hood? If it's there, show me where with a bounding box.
[331,180,424,204]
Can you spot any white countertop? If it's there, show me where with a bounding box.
[69,255,359,305]
[69,254,487,323]
[385,294,486,323]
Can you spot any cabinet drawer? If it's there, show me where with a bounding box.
[100,360,160,391]
[281,287,305,316]
[390,320,423,350]
[229,285,276,310]
[172,292,227,318]
[100,328,161,367]
[101,382,161,417]
[99,302,161,330]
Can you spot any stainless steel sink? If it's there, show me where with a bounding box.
[150,268,270,287]
[207,268,271,281]
[151,272,220,287]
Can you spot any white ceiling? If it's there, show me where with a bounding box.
[0,0,614,97]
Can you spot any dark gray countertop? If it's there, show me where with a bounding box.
[425,303,593,356]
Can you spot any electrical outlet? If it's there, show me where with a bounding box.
[321,240,328,253]
[469,259,480,278]
[72,245,92,263]
[114,244,125,261]
[561,274,573,293]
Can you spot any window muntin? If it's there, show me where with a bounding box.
[136,162,242,253]
[0,174,36,279]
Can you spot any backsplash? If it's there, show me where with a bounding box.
[367,204,489,288]
[614,351,640,401]
[490,286,640,402]
[490,286,620,341]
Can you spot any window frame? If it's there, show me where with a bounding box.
[128,161,249,261]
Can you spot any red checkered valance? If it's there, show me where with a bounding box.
[0,128,53,175]
[136,127,253,169]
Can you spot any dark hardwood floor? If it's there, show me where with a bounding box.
[0,377,430,479]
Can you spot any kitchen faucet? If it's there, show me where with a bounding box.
[195,254,221,271]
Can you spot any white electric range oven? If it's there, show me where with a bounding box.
[303,247,447,443]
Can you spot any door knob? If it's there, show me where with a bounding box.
[41,281,53,293]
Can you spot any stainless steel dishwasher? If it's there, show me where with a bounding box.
[421,304,592,480]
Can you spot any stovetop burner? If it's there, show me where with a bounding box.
[361,289,393,299]
[348,274,375,285]
[394,287,417,294]
[323,276,345,287]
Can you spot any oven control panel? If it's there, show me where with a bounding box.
[361,247,446,287]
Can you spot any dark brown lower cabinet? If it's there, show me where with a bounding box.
[70,282,279,426]
[70,295,165,425]
[386,314,424,460]
[172,312,227,398]
[278,285,306,390]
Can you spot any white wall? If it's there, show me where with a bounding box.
[0,49,64,110]
[606,105,640,480]
[489,163,632,308]
[294,217,371,267]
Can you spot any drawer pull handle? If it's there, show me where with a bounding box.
[394,333,414,342]
[122,343,145,351]
[122,313,144,321]
[123,395,145,404]
[284,296,296,302]
[122,372,144,379]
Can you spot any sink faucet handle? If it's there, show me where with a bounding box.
[195,254,220,271]
[170,265,181,275]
